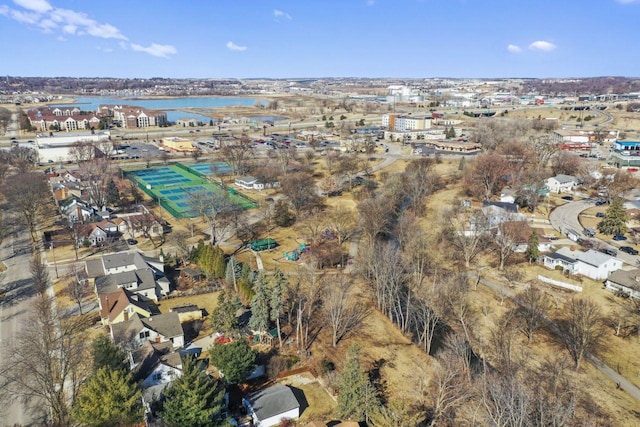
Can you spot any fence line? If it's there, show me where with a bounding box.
[537,275,583,292]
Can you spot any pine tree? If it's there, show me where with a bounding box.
[225,255,239,291]
[210,339,257,385]
[161,356,226,427]
[248,273,270,339]
[72,367,143,427]
[338,344,379,423]
[212,246,226,279]
[105,178,121,207]
[598,197,628,236]
[92,334,126,373]
[525,229,540,263]
[211,290,241,334]
[458,156,466,171]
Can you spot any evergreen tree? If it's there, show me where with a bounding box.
[458,156,466,171]
[225,255,239,291]
[212,246,226,279]
[525,229,540,263]
[105,178,121,207]
[210,339,257,385]
[211,290,241,334]
[161,356,226,427]
[248,273,270,338]
[598,197,628,236]
[269,269,288,349]
[92,334,126,373]
[72,367,143,427]
[337,344,379,423]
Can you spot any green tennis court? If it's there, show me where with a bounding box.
[125,163,257,218]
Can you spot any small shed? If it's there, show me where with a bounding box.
[244,384,301,427]
[180,266,204,284]
[250,239,278,251]
[169,304,203,323]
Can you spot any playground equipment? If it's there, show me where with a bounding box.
[284,242,307,261]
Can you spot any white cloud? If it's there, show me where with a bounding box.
[367,0,375,6]
[528,40,557,51]
[130,43,177,58]
[0,1,181,58]
[226,41,247,51]
[273,9,292,20]
[616,0,640,4]
[507,44,522,53]
[13,0,52,13]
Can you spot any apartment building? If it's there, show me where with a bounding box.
[382,114,432,131]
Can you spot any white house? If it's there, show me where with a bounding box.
[605,269,640,299]
[244,384,301,427]
[235,176,280,191]
[130,341,183,412]
[545,174,580,194]
[542,247,622,280]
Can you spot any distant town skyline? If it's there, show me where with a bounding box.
[2,0,640,79]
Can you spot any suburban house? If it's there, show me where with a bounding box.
[80,223,108,247]
[235,176,280,191]
[605,269,640,299]
[99,287,154,325]
[545,174,580,193]
[110,312,185,350]
[542,247,622,280]
[498,223,553,253]
[244,384,301,427]
[481,201,527,229]
[130,341,183,408]
[94,268,167,302]
[59,197,94,223]
[86,251,170,300]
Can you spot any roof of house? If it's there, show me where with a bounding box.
[544,251,577,264]
[99,287,151,322]
[236,176,257,184]
[131,341,182,384]
[549,174,578,184]
[557,247,617,267]
[482,201,518,213]
[248,384,300,422]
[606,269,640,292]
[169,304,201,314]
[85,251,163,278]
[111,312,183,346]
[95,268,157,295]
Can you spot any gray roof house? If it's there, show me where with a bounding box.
[243,384,301,427]
[605,269,640,299]
[130,341,183,411]
[111,312,185,350]
[543,247,622,280]
[545,174,580,194]
[86,251,170,300]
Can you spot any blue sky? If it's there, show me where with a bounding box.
[1,0,640,79]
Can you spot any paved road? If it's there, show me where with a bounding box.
[0,226,48,425]
[470,271,640,401]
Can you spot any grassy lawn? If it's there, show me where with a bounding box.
[295,381,336,422]
[156,290,221,317]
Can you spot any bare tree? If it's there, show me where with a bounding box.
[357,196,393,244]
[63,263,91,315]
[3,294,91,426]
[515,286,551,343]
[490,309,522,375]
[324,274,368,347]
[68,141,95,165]
[428,352,472,426]
[403,158,439,214]
[480,372,532,427]
[444,207,490,268]
[280,171,322,217]
[557,297,606,370]
[219,134,254,174]
[130,211,165,248]
[77,158,113,210]
[186,188,235,245]
[463,153,511,201]
[2,172,51,246]
[528,134,559,168]
[493,220,528,270]
[328,206,357,245]
[412,297,442,355]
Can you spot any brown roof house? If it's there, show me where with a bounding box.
[99,287,153,326]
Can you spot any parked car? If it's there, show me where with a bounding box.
[613,234,628,241]
[561,195,574,201]
[596,212,605,218]
[600,247,618,256]
[595,200,606,206]
[126,239,138,245]
[620,246,639,255]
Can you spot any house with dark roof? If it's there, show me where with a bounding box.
[130,341,183,408]
[110,312,184,350]
[85,251,170,300]
[243,384,301,427]
[542,247,622,280]
[99,287,153,325]
[605,269,640,299]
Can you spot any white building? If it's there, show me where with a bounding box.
[545,174,579,193]
[543,247,622,280]
[244,384,300,427]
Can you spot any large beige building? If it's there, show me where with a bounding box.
[382,114,432,131]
